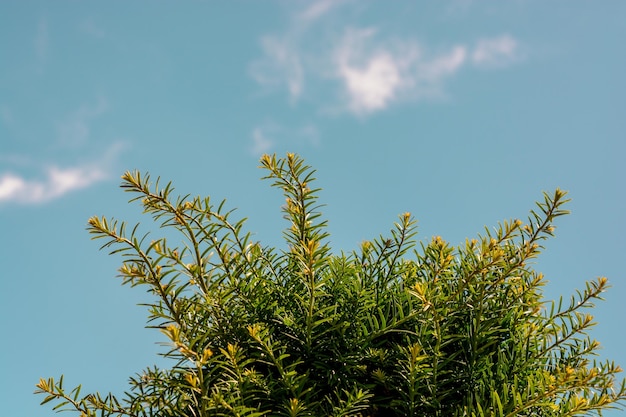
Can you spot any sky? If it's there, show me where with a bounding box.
[1,1,625,416]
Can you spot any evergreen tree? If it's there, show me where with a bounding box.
[37,154,626,416]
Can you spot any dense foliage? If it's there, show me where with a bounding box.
[37,154,625,416]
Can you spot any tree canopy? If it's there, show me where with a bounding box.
[37,153,626,416]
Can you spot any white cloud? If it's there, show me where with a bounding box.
[0,175,24,201]
[339,51,403,114]
[472,35,520,68]
[0,142,125,205]
[335,29,405,114]
[333,29,469,115]
[0,95,125,205]
[0,165,106,204]
[249,3,522,117]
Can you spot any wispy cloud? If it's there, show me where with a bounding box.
[249,36,304,101]
[250,126,275,155]
[0,143,125,205]
[333,28,469,115]
[248,0,351,101]
[297,0,348,23]
[249,122,319,155]
[56,97,108,146]
[250,1,523,117]
[417,46,467,83]
[472,35,520,68]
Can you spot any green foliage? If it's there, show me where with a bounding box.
[36,153,626,416]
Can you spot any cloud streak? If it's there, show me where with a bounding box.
[250,1,523,116]
[0,142,125,205]
[0,165,106,204]
[249,122,319,155]
[472,35,520,68]
[297,0,347,23]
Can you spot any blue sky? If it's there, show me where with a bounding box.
[1,1,625,416]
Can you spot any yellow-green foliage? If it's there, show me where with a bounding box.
[36,154,625,416]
